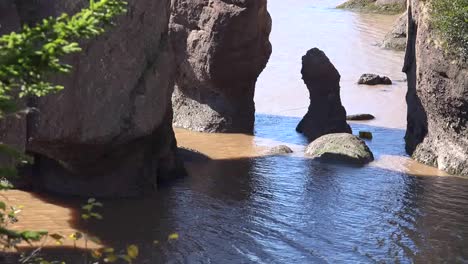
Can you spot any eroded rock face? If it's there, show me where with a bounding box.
[170,0,272,133]
[296,48,352,141]
[0,0,184,196]
[381,11,407,51]
[404,0,468,176]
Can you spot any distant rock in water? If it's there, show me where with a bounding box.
[358,131,373,140]
[305,133,374,165]
[358,74,392,85]
[346,114,375,121]
[296,48,352,141]
[381,11,407,51]
[265,145,293,155]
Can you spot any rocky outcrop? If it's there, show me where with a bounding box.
[381,11,407,51]
[404,0,468,176]
[305,133,374,165]
[296,48,352,141]
[375,0,405,6]
[337,0,406,14]
[358,74,392,85]
[170,0,272,133]
[0,0,184,196]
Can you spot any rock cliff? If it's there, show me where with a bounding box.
[404,0,468,176]
[0,0,184,196]
[170,0,272,133]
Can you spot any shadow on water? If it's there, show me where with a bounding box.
[4,115,468,263]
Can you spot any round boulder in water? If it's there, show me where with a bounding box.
[265,145,293,155]
[358,73,392,85]
[305,133,374,165]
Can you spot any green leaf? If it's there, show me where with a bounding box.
[82,204,93,211]
[69,231,83,240]
[20,230,48,241]
[104,254,118,263]
[127,244,139,259]
[168,233,179,240]
[90,212,103,220]
[81,213,90,220]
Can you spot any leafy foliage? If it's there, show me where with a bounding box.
[430,0,468,60]
[0,0,127,262]
[0,0,126,117]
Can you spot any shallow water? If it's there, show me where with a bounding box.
[3,1,468,263]
[256,0,407,129]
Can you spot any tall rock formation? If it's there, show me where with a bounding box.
[296,48,352,141]
[170,0,272,133]
[0,0,184,196]
[404,0,468,176]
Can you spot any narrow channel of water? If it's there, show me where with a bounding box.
[3,1,468,263]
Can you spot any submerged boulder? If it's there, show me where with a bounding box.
[265,145,293,155]
[170,0,272,133]
[358,74,392,85]
[296,48,352,141]
[305,133,374,165]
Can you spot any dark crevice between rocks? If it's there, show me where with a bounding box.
[403,3,428,156]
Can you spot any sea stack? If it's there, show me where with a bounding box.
[170,0,272,133]
[296,48,352,141]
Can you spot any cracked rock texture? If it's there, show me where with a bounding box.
[0,0,184,196]
[404,0,468,176]
[170,0,272,133]
[381,11,407,51]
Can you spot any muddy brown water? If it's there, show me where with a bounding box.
[3,1,468,263]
